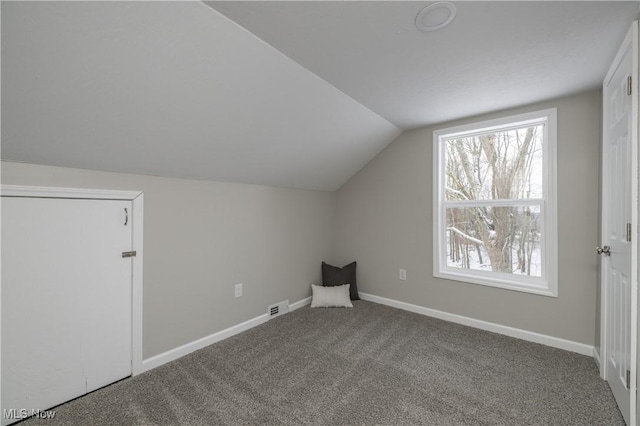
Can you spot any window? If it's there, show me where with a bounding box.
[433,109,557,297]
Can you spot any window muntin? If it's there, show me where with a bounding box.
[433,109,557,297]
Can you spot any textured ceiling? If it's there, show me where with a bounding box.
[208,1,640,130]
[2,1,638,191]
[1,2,401,191]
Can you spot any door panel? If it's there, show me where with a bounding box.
[1,197,133,425]
[601,22,637,425]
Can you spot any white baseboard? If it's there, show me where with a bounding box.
[140,295,312,374]
[593,347,602,371]
[290,296,312,311]
[359,292,594,356]
[140,292,594,374]
[141,314,269,373]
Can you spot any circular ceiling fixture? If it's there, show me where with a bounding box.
[415,1,457,32]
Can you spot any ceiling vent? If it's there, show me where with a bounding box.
[268,300,289,319]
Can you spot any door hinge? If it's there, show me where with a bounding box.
[627,223,632,242]
[122,251,137,258]
[627,369,631,389]
[628,76,633,96]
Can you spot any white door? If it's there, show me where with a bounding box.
[1,197,133,425]
[601,22,638,426]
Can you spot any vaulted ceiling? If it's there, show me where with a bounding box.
[2,1,638,191]
[208,1,639,129]
[1,1,400,191]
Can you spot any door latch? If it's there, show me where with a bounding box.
[596,246,611,256]
[122,251,137,258]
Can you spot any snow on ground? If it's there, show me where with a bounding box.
[446,237,541,277]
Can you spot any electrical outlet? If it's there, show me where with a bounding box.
[399,269,407,281]
[235,283,243,298]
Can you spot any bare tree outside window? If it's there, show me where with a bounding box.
[443,125,544,276]
[434,109,557,296]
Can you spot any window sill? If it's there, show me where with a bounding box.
[434,270,557,298]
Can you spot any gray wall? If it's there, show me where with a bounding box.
[1,90,603,356]
[333,90,602,345]
[1,162,336,358]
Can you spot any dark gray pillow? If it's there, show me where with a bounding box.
[322,261,359,300]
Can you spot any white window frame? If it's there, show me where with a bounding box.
[433,108,558,297]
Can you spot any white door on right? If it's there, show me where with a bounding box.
[601,21,638,426]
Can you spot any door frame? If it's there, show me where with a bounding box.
[599,20,639,426]
[0,185,145,383]
[634,18,640,426]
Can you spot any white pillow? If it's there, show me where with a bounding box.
[311,284,353,308]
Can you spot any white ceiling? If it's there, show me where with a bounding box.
[208,1,640,130]
[1,2,401,191]
[2,1,638,191]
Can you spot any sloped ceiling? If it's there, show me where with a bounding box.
[3,2,638,190]
[1,1,401,191]
[208,1,639,130]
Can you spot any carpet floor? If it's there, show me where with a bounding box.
[21,300,624,425]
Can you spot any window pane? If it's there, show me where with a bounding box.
[444,125,544,201]
[445,205,542,277]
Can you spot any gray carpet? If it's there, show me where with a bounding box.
[22,300,624,425]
